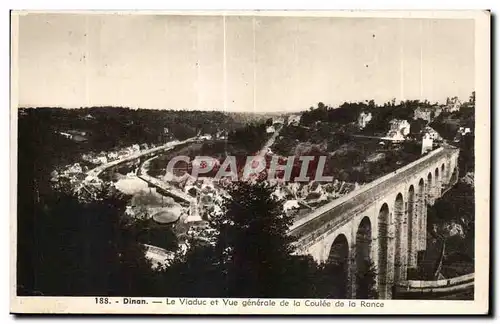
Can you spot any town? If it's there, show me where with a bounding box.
[17,91,475,301]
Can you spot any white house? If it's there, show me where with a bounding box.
[423,126,442,141]
[107,152,118,160]
[273,117,285,125]
[458,127,472,136]
[445,97,461,112]
[283,200,300,213]
[96,156,108,165]
[388,119,410,136]
[358,112,373,129]
[421,133,433,155]
[287,115,301,126]
[200,134,213,140]
[67,163,83,174]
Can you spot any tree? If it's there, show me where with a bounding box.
[410,118,427,138]
[426,180,475,276]
[458,133,474,175]
[469,91,476,105]
[355,261,378,299]
[158,181,342,298]
[156,240,227,297]
[17,185,159,296]
[228,122,267,153]
[313,260,350,298]
[210,181,297,297]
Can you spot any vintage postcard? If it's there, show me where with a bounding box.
[10,10,490,314]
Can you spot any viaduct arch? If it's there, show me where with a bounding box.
[290,147,460,299]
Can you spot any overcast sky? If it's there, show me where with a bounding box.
[17,13,475,112]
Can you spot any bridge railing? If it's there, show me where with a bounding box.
[289,146,460,249]
[289,147,446,233]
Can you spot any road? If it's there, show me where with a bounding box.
[85,137,197,179]
[257,124,283,157]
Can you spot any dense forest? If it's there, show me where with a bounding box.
[16,107,278,296]
[300,99,434,135]
[423,180,475,280]
[17,178,377,298]
[19,107,250,152]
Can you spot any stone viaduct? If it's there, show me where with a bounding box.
[289,146,460,299]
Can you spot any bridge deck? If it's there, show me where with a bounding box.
[137,173,195,204]
[289,146,458,243]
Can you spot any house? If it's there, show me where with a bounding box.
[454,127,472,143]
[299,181,324,200]
[191,157,219,172]
[185,186,199,198]
[266,126,276,134]
[273,117,285,125]
[421,133,433,155]
[383,119,410,141]
[388,119,410,136]
[414,106,442,122]
[95,155,107,165]
[50,170,59,182]
[305,182,327,201]
[66,163,83,174]
[81,154,94,162]
[59,130,88,142]
[287,182,301,197]
[96,152,108,163]
[117,150,129,158]
[444,97,461,112]
[107,152,118,160]
[458,127,472,136]
[199,134,213,140]
[422,126,442,141]
[358,112,372,129]
[215,129,228,140]
[283,200,300,213]
[67,130,87,137]
[58,131,72,139]
[272,186,288,200]
[287,114,301,126]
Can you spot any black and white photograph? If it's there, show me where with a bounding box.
[10,10,490,314]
